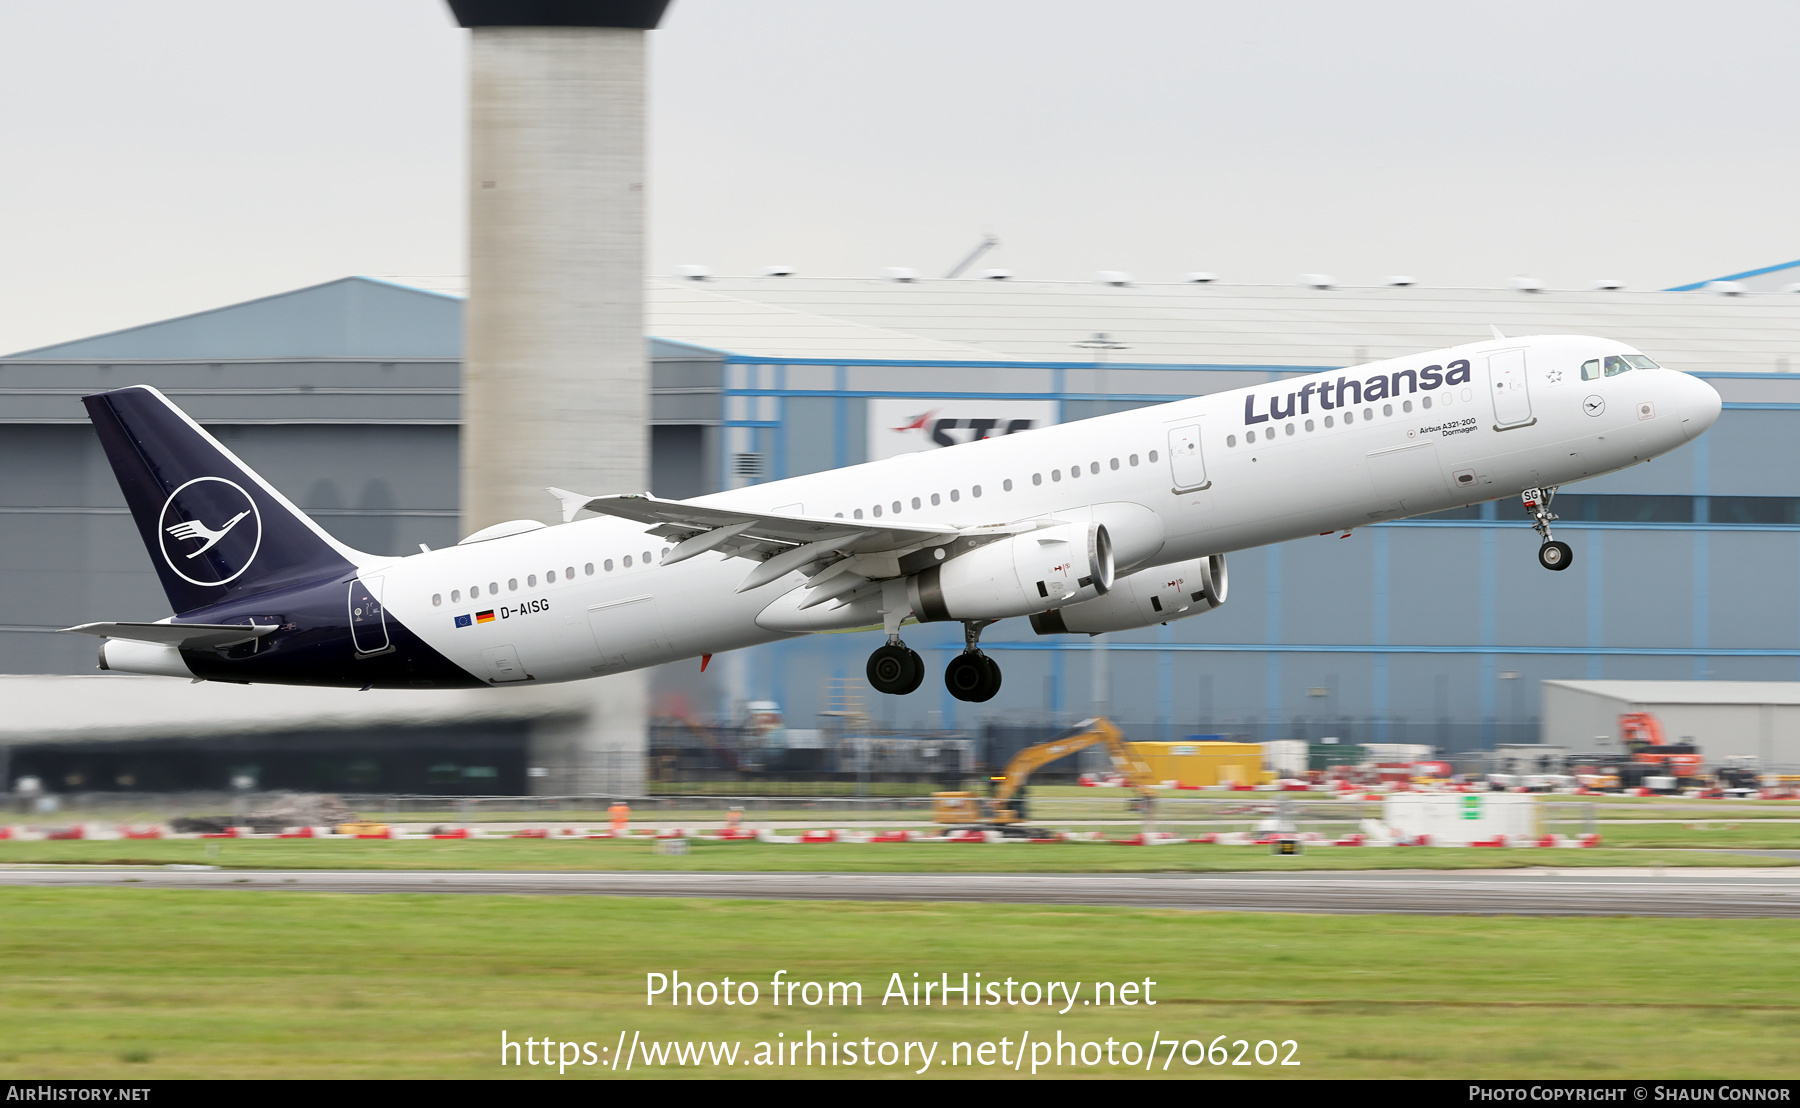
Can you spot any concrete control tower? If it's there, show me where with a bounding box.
[445,1,672,795]
[446,0,672,533]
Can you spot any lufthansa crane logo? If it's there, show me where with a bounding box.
[157,477,262,587]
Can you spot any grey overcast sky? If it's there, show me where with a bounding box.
[2,0,1796,352]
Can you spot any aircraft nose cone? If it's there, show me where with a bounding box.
[1678,373,1722,441]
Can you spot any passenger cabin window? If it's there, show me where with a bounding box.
[950,490,960,502]
[1227,435,1237,447]
[1129,454,1139,466]
[1581,359,1602,380]
[643,550,652,563]
[527,574,537,587]
[1148,450,1159,462]
[584,563,594,575]
[509,578,519,591]
[432,593,442,606]
[912,497,922,509]
[1089,462,1099,475]
[1032,473,1042,486]
[1002,480,1012,492]
[972,485,982,497]
[930,493,941,506]
[451,589,461,602]
[623,556,632,567]
[546,570,556,583]
[604,559,614,571]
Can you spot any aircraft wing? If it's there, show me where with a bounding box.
[555,491,956,550]
[61,622,278,649]
[553,490,973,595]
[554,489,1047,598]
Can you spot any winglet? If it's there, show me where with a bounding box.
[546,487,594,524]
[1489,325,1507,340]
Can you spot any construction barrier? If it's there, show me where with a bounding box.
[0,821,1617,847]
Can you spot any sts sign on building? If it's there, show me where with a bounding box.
[868,399,1059,462]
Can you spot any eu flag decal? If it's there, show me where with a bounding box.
[454,614,472,629]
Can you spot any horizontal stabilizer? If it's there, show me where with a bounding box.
[61,622,278,649]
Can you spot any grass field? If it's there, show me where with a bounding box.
[0,836,1789,871]
[0,889,1795,1079]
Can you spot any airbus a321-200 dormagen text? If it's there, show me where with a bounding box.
[66,335,1722,701]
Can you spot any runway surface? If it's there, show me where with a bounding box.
[4,866,1799,917]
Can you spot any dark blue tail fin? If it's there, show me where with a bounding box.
[84,385,364,616]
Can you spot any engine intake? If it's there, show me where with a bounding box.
[909,522,1113,622]
[1029,554,1226,635]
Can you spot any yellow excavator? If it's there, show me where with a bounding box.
[932,717,1158,837]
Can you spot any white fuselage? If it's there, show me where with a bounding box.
[365,335,1722,686]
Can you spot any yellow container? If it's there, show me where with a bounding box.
[1127,742,1266,787]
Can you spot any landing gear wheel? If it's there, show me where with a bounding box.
[867,643,924,695]
[946,651,1003,702]
[1538,540,1573,572]
[944,652,987,701]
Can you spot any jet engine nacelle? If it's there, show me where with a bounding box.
[1028,554,1227,635]
[910,522,1113,621]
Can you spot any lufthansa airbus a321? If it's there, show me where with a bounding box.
[65,335,1721,701]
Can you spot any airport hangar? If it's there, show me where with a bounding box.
[4,268,1800,793]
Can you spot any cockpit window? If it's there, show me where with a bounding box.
[1603,355,1633,377]
[1623,354,1660,370]
[1581,359,1602,381]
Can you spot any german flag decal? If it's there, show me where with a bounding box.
[475,610,496,624]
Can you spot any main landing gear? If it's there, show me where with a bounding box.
[1523,487,1573,572]
[866,580,926,695]
[944,621,1002,703]
[864,620,1005,701]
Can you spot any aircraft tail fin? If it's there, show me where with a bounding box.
[83,385,365,616]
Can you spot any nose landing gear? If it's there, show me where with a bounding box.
[1524,487,1574,571]
[945,620,1003,702]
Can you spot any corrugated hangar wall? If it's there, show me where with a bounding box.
[7,276,1800,755]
